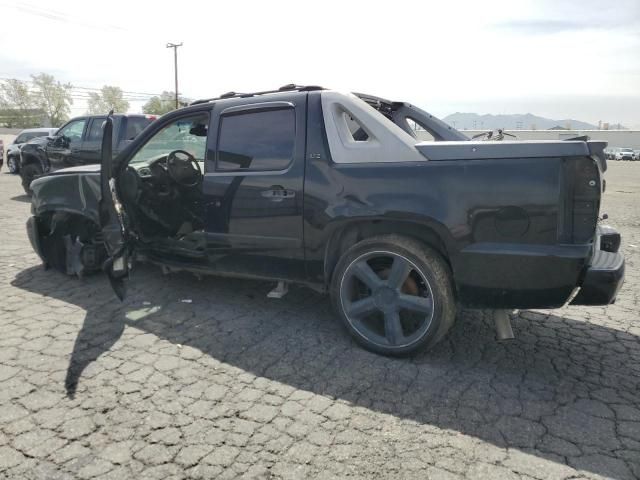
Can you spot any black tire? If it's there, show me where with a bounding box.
[330,234,456,356]
[7,155,19,174]
[20,163,42,194]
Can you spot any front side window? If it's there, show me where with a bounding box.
[86,118,106,142]
[125,117,152,141]
[57,119,87,144]
[129,114,209,165]
[217,108,295,171]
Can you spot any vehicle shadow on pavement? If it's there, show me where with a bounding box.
[12,264,640,480]
[10,194,30,203]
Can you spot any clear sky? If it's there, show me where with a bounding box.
[1,0,639,127]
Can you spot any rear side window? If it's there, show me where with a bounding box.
[125,117,152,141]
[344,112,369,142]
[216,108,295,171]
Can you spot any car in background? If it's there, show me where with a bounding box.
[19,114,156,193]
[614,148,635,161]
[604,147,615,160]
[633,149,640,160]
[5,128,59,174]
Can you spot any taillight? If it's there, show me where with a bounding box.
[599,225,621,253]
[564,157,600,243]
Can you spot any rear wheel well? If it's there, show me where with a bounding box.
[325,220,451,286]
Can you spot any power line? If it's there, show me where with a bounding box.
[0,76,164,98]
[0,2,127,32]
[70,85,161,97]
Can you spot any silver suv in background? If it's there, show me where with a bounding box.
[5,128,58,174]
[613,147,635,161]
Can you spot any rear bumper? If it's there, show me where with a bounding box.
[571,225,624,305]
[571,248,624,305]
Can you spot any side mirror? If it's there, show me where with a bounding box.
[53,136,70,148]
[189,124,208,137]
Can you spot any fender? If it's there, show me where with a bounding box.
[30,172,105,277]
[320,215,457,287]
[31,172,101,226]
[19,141,48,171]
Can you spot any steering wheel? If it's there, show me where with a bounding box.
[166,150,202,187]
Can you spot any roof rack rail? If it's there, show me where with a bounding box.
[190,84,325,106]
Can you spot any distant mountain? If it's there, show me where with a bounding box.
[442,112,598,131]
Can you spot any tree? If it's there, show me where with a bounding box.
[31,73,73,127]
[0,79,37,128]
[87,85,130,114]
[142,91,188,115]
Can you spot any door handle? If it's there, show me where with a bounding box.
[261,186,295,202]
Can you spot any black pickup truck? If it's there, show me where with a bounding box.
[26,85,624,356]
[19,113,155,193]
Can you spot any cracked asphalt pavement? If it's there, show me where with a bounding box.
[0,163,639,479]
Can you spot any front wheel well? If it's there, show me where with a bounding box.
[19,150,41,167]
[35,212,104,274]
[324,220,452,286]
[37,211,100,237]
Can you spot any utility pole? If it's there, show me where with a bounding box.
[166,42,183,109]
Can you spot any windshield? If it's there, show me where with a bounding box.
[129,114,209,165]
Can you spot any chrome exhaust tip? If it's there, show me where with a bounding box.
[493,310,515,341]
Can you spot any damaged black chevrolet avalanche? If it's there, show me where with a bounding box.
[26,85,625,356]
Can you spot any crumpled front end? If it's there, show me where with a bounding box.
[30,170,101,225]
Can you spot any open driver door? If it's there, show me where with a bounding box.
[99,111,130,300]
